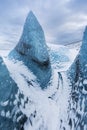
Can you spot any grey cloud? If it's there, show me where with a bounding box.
[0,0,87,46]
[68,0,87,13]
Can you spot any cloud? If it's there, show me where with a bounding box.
[0,0,87,46]
[68,0,87,13]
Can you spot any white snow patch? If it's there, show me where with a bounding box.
[0,100,9,106]
[83,79,87,84]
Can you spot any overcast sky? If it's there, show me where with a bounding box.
[0,0,87,46]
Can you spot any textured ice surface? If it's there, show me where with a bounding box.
[16,11,49,65]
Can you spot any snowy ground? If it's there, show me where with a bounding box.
[0,43,80,130]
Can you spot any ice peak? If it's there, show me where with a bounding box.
[15,11,50,65]
[24,11,41,30]
[68,26,87,81]
[79,26,87,65]
[84,26,87,32]
[28,10,36,19]
[28,10,34,15]
[83,26,87,41]
[9,11,51,88]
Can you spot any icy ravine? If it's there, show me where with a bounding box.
[3,56,71,130]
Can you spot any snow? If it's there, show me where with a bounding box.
[0,100,9,106]
[83,79,87,84]
[1,110,5,117]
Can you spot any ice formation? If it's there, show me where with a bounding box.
[67,26,87,130]
[9,11,51,88]
[16,11,49,65]
[0,57,28,130]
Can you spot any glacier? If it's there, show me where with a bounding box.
[0,10,87,130]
